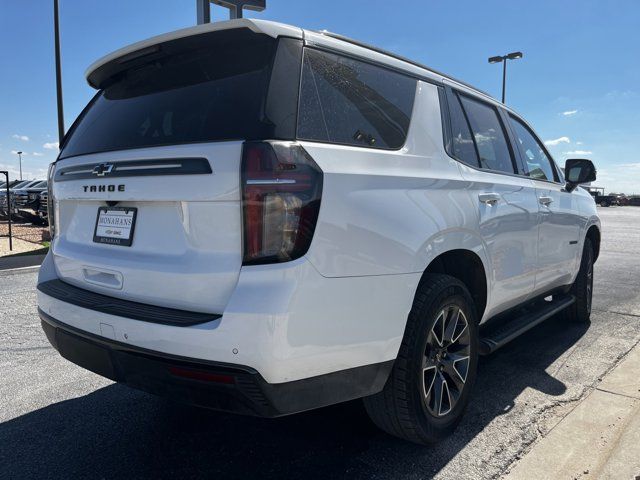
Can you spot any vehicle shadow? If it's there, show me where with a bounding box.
[0,315,588,480]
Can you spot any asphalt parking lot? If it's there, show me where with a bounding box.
[1,207,639,480]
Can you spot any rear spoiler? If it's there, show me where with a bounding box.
[85,18,302,89]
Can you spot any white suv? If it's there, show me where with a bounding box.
[38,19,601,444]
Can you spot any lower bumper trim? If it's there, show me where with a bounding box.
[38,279,221,327]
[39,308,393,417]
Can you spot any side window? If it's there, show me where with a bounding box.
[448,93,480,166]
[458,94,515,174]
[297,48,417,149]
[509,116,558,182]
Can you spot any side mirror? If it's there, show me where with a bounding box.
[565,159,596,192]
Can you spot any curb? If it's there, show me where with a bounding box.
[0,254,46,272]
[505,342,640,479]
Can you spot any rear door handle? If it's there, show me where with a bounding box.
[539,196,553,206]
[479,193,501,206]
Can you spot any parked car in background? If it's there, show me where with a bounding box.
[0,179,41,214]
[38,191,48,221]
[0,180,24,190]
[594,193,622,207]
[38,19,601,445]
[610,194,626,205]
[2,179,38,194]
[13,180,48,211]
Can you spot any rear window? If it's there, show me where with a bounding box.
[297,48,417,149]
[457,94,515,174]
[61,30,299,159]
[448,92,479,167]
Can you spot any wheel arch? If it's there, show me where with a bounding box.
[586,224,601,261]
[419,248,488,322]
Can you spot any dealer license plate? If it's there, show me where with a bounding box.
[93,206,137,247]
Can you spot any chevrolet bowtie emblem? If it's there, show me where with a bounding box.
[92,163,114,176]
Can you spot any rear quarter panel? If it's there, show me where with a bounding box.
[300,81,493,319]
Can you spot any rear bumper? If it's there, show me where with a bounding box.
[38,250,417,384]
[40,309,393,417]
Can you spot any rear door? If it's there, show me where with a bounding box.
[52,144,243,314]
[50,29,302,314]
[444,86,539,318]
[506,114,582,292]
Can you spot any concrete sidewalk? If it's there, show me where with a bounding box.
[506,342,640,480]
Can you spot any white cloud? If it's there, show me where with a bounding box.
[32,152,44,156]
[605,90,637,100]
[10,150,27,155]
[0,162,47,181]
[576,141,583,145]
[594,166,640,195]
[0,163,21,179]
[562,110,578,116]
[43,142,59,150]
[544,136,571,146]
[563,150,593,155]
[12,134,29,141]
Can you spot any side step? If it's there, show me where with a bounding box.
[479,295,575,355]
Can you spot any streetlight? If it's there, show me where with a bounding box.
[54,0,65,145]
[196,0,266,24]
[488,51,523,104]
[15,151,23,180]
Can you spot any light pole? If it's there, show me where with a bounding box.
[15,151,23,180]
[488,51,523,104]
[54,0,65,145]
[196,0,265,24]
[196,0,211,23]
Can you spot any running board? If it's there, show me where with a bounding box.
[479,295,575,355]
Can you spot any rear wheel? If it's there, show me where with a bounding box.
[564,238,594,323]
[363,274,478,444]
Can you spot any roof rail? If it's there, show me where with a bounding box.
[316,30,495,100]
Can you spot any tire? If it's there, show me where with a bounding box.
[363,273,478,444]
[32,215,47,226]
[564,238,594,323]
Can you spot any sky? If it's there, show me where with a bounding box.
[1,0,639,192]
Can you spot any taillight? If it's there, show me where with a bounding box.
[241,141,323,265]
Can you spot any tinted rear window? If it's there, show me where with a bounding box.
[458,95,515,174]
[61,30,283,159]
[448,92,479,167]
[297,48,416,149]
